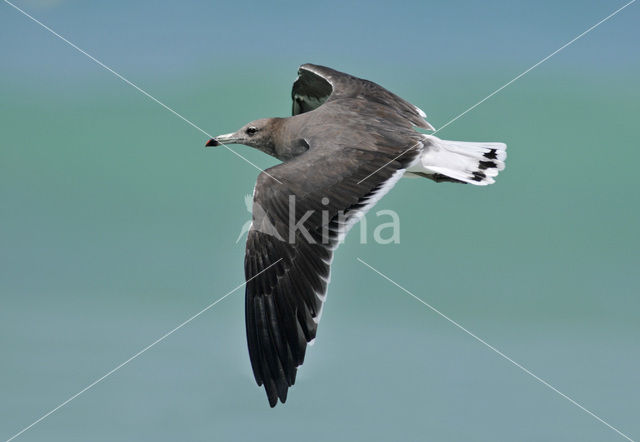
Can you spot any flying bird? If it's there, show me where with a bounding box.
[206,64,506,407]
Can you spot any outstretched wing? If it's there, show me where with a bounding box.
[291,63,434,130]
[244,139,418,407]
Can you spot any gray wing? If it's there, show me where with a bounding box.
[291,63,434,130]
[244,139,419,407]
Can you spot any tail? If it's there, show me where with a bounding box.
[407,135,507,185]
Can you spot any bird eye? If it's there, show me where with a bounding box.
[246,126,257,135]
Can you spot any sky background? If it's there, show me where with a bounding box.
[1,0,639,441]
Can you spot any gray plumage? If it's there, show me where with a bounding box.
[207,64,507,407]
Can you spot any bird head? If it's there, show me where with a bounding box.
[206,118,280,155]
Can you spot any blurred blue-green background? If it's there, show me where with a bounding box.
[1,0,639,441]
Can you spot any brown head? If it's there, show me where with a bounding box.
[205,118,283,157]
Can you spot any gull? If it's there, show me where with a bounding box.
[206,64,507,406]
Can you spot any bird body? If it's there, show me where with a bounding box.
[207,64,506,406]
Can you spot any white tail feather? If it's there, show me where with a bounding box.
[407,135,507,185]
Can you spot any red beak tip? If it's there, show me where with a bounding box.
[205,138,219,147]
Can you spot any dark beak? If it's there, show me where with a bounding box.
[205,132,239,147]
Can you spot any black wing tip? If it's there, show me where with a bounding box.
[267,391,278,407]
[265,383,288,408]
